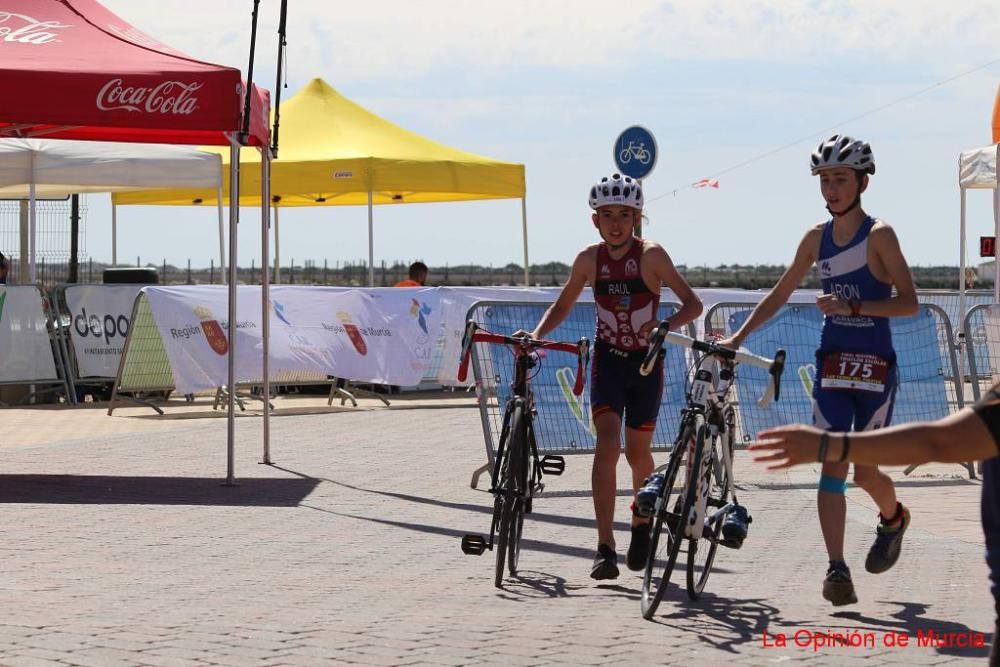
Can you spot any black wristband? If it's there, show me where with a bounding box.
[818,432,830,463]
[838,433,851,462]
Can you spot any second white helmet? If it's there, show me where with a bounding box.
[589,173,643,210]
[810,134,875,175]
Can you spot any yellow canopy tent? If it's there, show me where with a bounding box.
[114,78,529,285]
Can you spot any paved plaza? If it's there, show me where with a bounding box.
[0,393,993,665]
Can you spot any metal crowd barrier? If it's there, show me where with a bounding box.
[706,301,972,477]
[108,291,177,414]
[463,300,695,487]
[964,304,1000,403]
[0,285,70,405]
[51,283,146,405]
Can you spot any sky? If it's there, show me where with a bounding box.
[77,1,1000,271]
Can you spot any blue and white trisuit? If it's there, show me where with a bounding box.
[813,216,897,432]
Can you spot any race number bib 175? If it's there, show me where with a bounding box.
[820,352,889,393]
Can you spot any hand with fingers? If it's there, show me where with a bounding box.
[816,293,851,316]
[749,425,826,469]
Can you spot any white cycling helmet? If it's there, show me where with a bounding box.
[588,173,643,210]
[810,134,876,175]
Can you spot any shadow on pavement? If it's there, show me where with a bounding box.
[642,592,795,653]
[498,570,581,599]
[272,465,641,532]
[302,505,736,583]
[749,477,980,491]
[0,474,320,506]
[832,601,991,660]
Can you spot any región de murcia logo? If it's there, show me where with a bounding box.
[96,79,202,115]
[0,12,70,44]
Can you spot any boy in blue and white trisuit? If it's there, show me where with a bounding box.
[721,135,919,606]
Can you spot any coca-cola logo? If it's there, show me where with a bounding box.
[96,78,202,115]
[0,12,70,44]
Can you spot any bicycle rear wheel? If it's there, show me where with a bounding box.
[686,423,731,599]
[641,412,703,619]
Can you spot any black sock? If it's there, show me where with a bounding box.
[883,502,904,524]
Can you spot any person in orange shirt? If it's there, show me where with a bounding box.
[394,261,428,287]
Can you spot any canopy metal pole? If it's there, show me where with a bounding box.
[217,185,226,284]
[368,187,374,287]
[18,200,28,282]
[995,143,1000,302]
[960,187,967,314]
[225,135,240,486]
[273,206,281,284]
[111,203,118,266]
[521,197,529,286]
[261,147,272,464]
[29,180,36,283]
[959,186,968,395]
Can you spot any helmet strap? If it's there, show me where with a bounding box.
[826,172,865,218]
[827,194,860,218]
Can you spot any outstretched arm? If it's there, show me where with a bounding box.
[723,226,821,348]
[529,249,590,339]
[750,408,998,469]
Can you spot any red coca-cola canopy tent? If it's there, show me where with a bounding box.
[0,0,270,146]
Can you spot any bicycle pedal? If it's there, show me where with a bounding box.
[538,455,565,476]
[461,534,488,555]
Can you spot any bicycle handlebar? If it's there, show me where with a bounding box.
[457,321,591,395]
[639,321,786,407]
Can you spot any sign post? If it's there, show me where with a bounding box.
[613,125,658,237]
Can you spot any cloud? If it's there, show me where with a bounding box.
[101,1,1000,84]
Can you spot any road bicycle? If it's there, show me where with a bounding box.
[637,323,785,618]
[457,321,590,588]
[619,140,652,165]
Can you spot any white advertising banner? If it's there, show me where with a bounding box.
[0,286,58,382]
[143,285,442,394]
[64,284,143,378]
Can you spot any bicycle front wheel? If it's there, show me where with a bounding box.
[507,409,530,576]
[641,412,703,619]
[494,400,527,587]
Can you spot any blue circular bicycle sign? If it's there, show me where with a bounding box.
[614,125,658,180]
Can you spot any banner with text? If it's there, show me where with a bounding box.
[64,284,143,378]
[0,286,58,382]
[143,286,442,394]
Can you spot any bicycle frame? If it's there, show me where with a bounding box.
[682,353,739,538]
[640,323,785,614]
[458,321,589,586]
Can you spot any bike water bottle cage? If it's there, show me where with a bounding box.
[589,173,643,210]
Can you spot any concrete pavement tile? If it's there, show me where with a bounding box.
[1,655,68,667]
[141,646,218,661]
[59,648,143,667]
[331,650,424,666]
[2,403,992,667]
